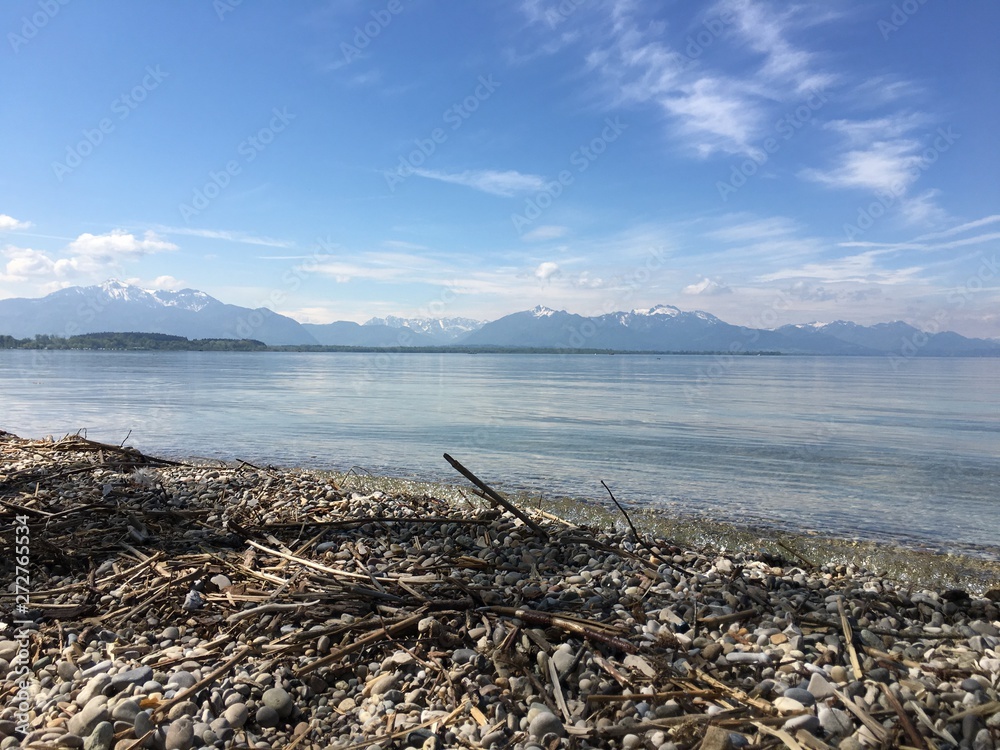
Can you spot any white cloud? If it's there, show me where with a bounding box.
[0,247,71,282]
[0,214,32,231]
[535,261,560,281]
[149,275,185,291]
[521,225,569,242]
[68,230,177,260]
[682,277,731,295]
[410,168,547,196]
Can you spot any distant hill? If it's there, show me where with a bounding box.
[1,281,998,355]
[0,280,315,346]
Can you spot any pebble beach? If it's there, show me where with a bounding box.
[1,432,998,750]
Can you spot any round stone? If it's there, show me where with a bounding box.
[255,706,279,728]
[528,711,563,739]
[224,702,248,728]
[782,687,815,706]
[262,686,293,718]
[83,721,115,750]
[164,717,194,750]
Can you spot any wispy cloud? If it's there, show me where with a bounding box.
[521,225,569,242]
[382,239,430,251]
[912,214,1000,242]
[758,251,923,285]
[153,226,294,248]
[410,168,547,196]
[801,114,954,226]
[578,0,837,158]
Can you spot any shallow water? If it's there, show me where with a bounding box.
[1,350,998,557]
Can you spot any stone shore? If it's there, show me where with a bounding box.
[1,433,998,749]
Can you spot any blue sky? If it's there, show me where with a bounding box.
[1,0,999,336]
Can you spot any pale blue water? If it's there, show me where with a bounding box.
[1,351,997,556]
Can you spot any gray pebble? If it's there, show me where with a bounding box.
[782,687,815,706]
[164,716,194,750]
[161,626,180,641]
[782,714,821,733]
[528,711,563,738]
[962,677,985,693]
[109,666,152,694]
[806,672,835,700]
[68,697,110,737]
[167,670,196,690]
[262,686,293,717]
[111,698,141,723]
[133,710,154,740]
[166,701,198,720]
[83,722,114,750]
[256,705,279,727]
[224,702,248,728]
[452,648,477,665]
[550,649,576,675]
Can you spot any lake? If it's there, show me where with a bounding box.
[1,350,997,556]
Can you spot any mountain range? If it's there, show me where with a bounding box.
[1,280,997,356]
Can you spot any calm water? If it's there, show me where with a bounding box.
[2,351,997,556]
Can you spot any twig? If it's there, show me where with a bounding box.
[443,453,546,538]
[151,645,254,721]
[837,597,864,680]
[878,682,926,750]
[485,607,637,654]
[833,688,887,743]
[752,722,806,750]
[226,600,321,623]
[600,480,643,545]
[295,612,425,676]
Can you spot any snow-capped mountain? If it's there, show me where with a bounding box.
[362,314,485,343]
[0,280,316,345]
[1,282,997,354]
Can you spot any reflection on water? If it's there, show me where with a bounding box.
[1,351,997,555]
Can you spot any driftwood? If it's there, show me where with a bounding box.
[443,453,547,538]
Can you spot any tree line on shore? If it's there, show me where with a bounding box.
[0,331,784,355]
